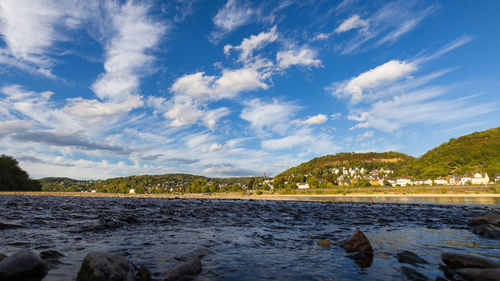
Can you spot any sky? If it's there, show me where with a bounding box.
[0,0,499,179]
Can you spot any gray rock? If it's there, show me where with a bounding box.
[400,266,431,281]
[40,250,65,260]
[0,250,46,281]
[75,251,144,281]
[397,251,428,266]
[138,265,151,281]
[343,229,373,256]
[163,256,202,281]
[455,268,500,281]
[441,252,500,270]
[472,224,500,239]
[469,212,500,227]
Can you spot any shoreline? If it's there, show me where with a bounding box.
[1,191,500,202]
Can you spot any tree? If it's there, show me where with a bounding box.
[247,178,255,189]
[274,177,285,189]
[0,155,41,191]
[209,182,218,193]
[307,176,319,188]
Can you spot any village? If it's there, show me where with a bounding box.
[271,167,500,189]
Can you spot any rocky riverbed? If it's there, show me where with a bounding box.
[0,195,499,280]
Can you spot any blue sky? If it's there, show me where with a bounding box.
[0,0,499,179]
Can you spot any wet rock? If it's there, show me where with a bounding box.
[75,251,144,281]
[471,224,500,239]
[469,212,500,239]
[400,266,431,281]
[397,251,428,266]
[455,268,500,281]
[40,250,64,260]
[343,229,373,256]
[163,256,202,281]
[138,265,151,281]
[0,250,46,281]
[0,254,6,263]
[441,252,500,269]
[317,239,330,247]
[469,212,500,226]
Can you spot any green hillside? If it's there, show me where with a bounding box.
[401,126,500,178]
[281,127,500,180]
[279,151,413,177]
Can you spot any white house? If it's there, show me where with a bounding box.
[495,174,500,183]
[471,173,489,185]
[396,178,411,186]
[449,175,460,185]
[129,188,135,194]
[460,175,472,185]
[434,177,448,185]
[297,183,310,189]
[423,179,433,186]
[412,179,424,186]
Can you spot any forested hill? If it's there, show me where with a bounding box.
[280,127,500,179]
[400,126,500,178]
[279,152,413,177]
[0,155,41,191]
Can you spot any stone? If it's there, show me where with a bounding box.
[472,224,500,239]
[138,265,151,281]
[0,250,46,281]
[455,268,500,281]
[317,239,330,247]
[163,257,202,281]
[397,251,428,266]
[0,254,6,263]
[75,251,139,281]
[343,229,373,256]
[441,252,500,270]
[40,250,65,260]
[400,266,431,281]
[469,212,500,227]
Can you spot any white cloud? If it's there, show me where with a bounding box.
[313,33,331,41]
[332,60,416,103]
[224,26,277,62]
[347,112,369,122]
[202,107,231,131]
[356,131,374,140]
[296,114,328,125]
[163,97,204,127]
[202,143,223,153]
[276,47,322,69]
[210,0,254,42]
[0,120,33,135]
[0,0,83,76]
[261,129,339,154]
[91,1,165,103]
[330,112,342,120]
[335,14,369,33]
[171,67,268,100]
[240,98,299,135]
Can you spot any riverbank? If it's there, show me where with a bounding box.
[2,191,500,202]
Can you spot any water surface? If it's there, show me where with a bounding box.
[1,196,499,280]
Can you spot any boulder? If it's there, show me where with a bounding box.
[399,266,431,281]
[40,250,65,260]
[441,252,500,270]
[342,229,373,256]
[455,268,500,281]
[469,212,500,227]
[0,250,46,281]
[472,224,500,239]
[397,251,428,266]
[163,256,202,281]
[138,265,151,281]
[75,251,148,281]
[469,212,500,239]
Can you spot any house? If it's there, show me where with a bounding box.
[495,174,500,183]
[449,175,461,185]
[396,177,411,187]
[471,173,489,185]
[90,189,96,193]
[129,188,135,194]
[460,174,473,185]
[412,179,424,186]
[297,183,310,189]
[423,179,433,186]
[369,179,380,186]
[434,177,448,185]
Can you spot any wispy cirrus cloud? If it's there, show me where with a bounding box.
[210,0,255,43]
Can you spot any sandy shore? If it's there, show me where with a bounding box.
[1,191,500,202]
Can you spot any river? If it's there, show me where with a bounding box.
[0,195,499,280]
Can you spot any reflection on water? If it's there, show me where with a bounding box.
[293,196,500,205]
[0,195,499,281]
